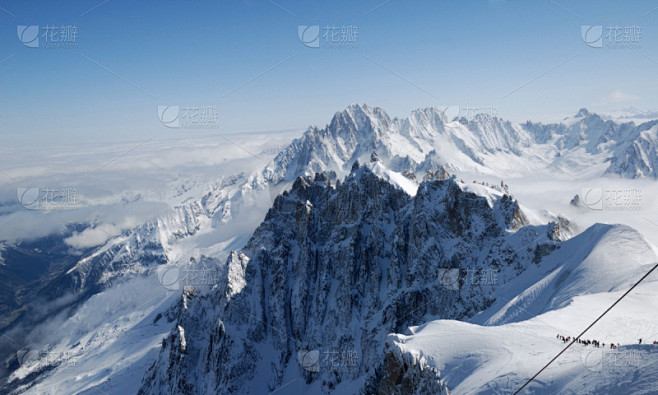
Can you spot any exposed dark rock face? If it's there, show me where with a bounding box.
[138,165,562,394]
[378,343,443,395]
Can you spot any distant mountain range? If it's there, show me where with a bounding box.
[266,103,658,180]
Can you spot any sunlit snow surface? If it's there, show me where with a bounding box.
[389,224,658,394]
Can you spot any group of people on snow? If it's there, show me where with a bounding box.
[557,334,617,348]
[556,334,657,348]
[554,334,658,349]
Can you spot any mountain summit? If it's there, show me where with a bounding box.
[265,104,658,182]
[138,163,578,394]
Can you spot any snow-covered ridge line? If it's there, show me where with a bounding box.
[266,103,658,181]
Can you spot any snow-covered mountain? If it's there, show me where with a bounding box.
[264,103,536,181]
[4,103,658,394]
[523,109,658,178]
[16,103,649,316]
[267,103,658,181]
[0,171,275,392]
[10,103,654,339]
[138,160,580,394]
[601,107,658,125]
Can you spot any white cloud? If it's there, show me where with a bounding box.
[64,224,121,249]
[0,130,298,245]
[596,91,640,106]
[64,215,148,249]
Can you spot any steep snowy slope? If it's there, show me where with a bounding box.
[384,224,658,394]
[7,275,178,394]
[474,224,658,325]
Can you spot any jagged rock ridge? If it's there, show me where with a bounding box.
[139,164,572,394]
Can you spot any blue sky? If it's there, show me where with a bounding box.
[1,0,658,147]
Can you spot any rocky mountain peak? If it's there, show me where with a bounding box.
[370,151,381,162]
[576,108,591,117]
[139,166,548,394]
